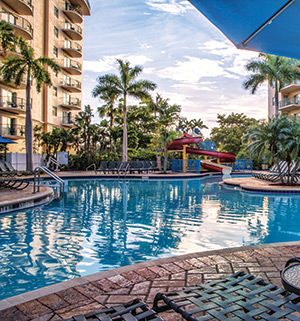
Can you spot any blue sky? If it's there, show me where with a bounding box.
[82,0,267,137]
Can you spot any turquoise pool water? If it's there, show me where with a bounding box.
[1,176,300,300]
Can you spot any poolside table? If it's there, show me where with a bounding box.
[281,258,300,296]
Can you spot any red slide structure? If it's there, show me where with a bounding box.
[168,134,236,173]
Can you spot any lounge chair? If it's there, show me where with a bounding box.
[61,298,163,321]
[0,160,31,176]
[60,272,300,321]
[0,173,30,190]
[153,271,300,320]
[97,161,107,173]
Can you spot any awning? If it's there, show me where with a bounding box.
[0,135,17,145]
[188,0,300,59]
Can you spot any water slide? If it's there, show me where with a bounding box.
[168,135,236,173]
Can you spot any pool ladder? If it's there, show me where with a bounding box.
[33,166,65,200]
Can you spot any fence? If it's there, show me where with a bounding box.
[5,153,45,170]
[232,159,252,172]
[171,159,201,173]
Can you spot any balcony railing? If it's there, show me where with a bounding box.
[62,40,82,58]
[1,11,33,39]
[62,115,74,125]
[63,3,83,24]
[0,96,26,111]
[62,22,82,40]
[60,97,81,109]
[60,79,82,92]
[69,0,90,15]
[2,0,33,15]
[60,59,82,75]
[0,125,25,137]
[280,96,300,108]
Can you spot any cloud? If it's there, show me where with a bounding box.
[145,0,191,15]
[198,40,260,77]
[153,56,234,84]
[83,55,153,73]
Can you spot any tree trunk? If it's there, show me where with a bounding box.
[163,142,168,173]
[122,94,127,162]
[274,81,279,114]
[25,69,33,172]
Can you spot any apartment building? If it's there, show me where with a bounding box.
[0,0,90,152]
[268,82,300,117]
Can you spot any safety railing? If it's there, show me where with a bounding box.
[33,166,65,200]
[232,159,253,172]
[47,156,59,171]
[86,163,96,172]
[171,159,201,173]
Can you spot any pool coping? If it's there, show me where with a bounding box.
[0,186,54,214]
[223,176,300,194]
[1,241,300,312]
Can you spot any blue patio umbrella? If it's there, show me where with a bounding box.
[0,135,17,161]
[188,0,300,59]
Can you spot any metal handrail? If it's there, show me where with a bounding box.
[33,166,65,200]
[86,163,96,172]
[118,162,130,178]
[47,156,59,171]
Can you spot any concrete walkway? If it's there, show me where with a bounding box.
[2,242,300,321]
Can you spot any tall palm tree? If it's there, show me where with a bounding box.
[0,37,60,171]
[157,101,181,173]
[92,59,156,161]
[0,20,16,56]
[244,53,300,114]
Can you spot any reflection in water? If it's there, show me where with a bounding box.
[1,177,300,299]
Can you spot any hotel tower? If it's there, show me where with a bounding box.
[0,0,90,152]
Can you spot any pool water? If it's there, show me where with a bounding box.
[1,176,300,300]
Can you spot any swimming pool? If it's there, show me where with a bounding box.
[1,176,300,300]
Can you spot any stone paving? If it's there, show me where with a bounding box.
[2,242,300,321]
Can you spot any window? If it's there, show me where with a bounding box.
[64,74,71,85]
[54,6,59,18]
[54,26,58,38]
[52,106,57,117]
[64,56,70,67]
[64,93,70,104]
[53,86,57,97]
[53,46,58,57]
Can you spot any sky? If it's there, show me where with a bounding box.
[82,0,268,137]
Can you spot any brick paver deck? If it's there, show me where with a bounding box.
[1,242,300,321]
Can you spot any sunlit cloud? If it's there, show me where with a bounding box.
[83,55,153,73]
[145,0,191,15]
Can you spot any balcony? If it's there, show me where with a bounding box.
[280,81,300,95]
[62,22,82,41]
[279,96,300,113]
[69,0,90,15]
[62,116,75,127]
[0,124,25,139]
[63,4,83,24]
[0,96,26,114]
[62,41,82,58]
[60,97,81,110]
[2,0,33,15]
[60,79,81,93]
[1,11,33,40]
[0,76,26,89]
[60,59,82,75]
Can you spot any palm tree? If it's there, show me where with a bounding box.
[245,114,293,184]
[157,101,181,173]
[92,59,156,161]
[244,53,300,114]
[0,20,16,56]
[0,37,60,171]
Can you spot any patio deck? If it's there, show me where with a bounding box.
[1,241,300,321]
